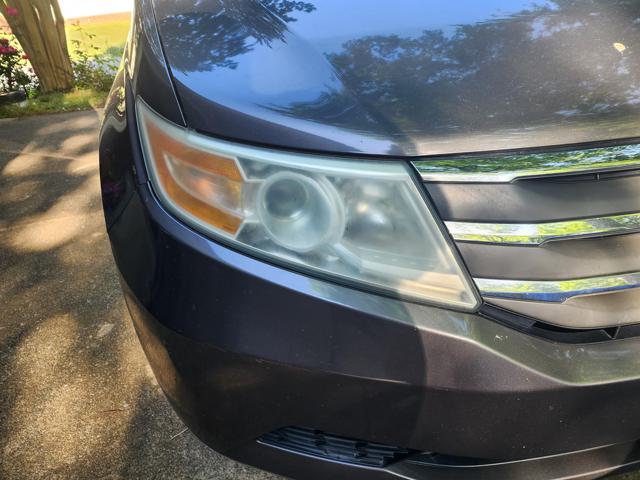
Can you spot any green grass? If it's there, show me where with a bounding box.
[66,19,131,59]
[0,89,108,118]
[0,15,129,118]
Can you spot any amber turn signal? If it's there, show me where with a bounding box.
[139,109,245,235]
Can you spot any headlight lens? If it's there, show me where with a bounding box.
[137,99,479,310]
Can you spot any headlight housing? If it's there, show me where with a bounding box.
[136,99,479,310]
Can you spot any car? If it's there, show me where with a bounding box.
[99,1,640,478]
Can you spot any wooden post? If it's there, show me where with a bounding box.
[1,0,74,93]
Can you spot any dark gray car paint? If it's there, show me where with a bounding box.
[130,0,185,128]
[152,0,640,156]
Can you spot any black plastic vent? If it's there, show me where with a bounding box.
[259,426,417,468]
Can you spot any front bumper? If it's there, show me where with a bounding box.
[105,177,640,479]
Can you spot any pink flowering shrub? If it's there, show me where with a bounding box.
[0,34,36,93]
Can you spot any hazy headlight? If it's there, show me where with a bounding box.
[137,99,479,310]
[257,172,345,252]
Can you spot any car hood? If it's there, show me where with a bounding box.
[152,0,640,156]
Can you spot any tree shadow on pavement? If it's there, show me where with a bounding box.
[0,111,279,480]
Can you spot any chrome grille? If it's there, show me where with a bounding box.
[413,143,640,329]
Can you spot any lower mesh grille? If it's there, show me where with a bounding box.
[259,426,417,467]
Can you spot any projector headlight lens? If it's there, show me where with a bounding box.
[257,172,345,253]
[137,99,479,310]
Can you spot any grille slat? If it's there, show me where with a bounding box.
[457,235,640,281]
[476,272,640,303]
[413,143,640,182]
[446,212,640,245]
[427,173,640,223]
[488,290,640,330]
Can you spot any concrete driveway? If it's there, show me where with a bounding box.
[0,111,280,480]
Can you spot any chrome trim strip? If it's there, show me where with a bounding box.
[476,272,640,303]
[412,143,640,183]
[446,212,640,245]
